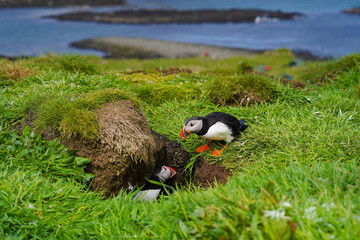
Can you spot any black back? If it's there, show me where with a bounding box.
[197,112,247,136]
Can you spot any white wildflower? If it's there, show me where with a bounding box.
[264,209,289,220]
[304,206,317,220]
[322,202,335,211]
[280,202,292,208]
[28,204,35,209]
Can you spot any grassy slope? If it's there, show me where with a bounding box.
[0,52,359,239]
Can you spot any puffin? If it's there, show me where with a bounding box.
[180,112,248,156]
[134,166,176,202]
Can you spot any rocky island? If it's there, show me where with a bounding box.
[343,7,360,15]
[0,0,125,8]
[45,8,302,24]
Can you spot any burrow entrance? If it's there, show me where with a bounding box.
[19,100,232,197]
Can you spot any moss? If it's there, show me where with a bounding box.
[135,82,202,105]
[31,89,137,141]
[299,53,360,84]
[204,74,277,106]
[60,108,98,141]
[74,88,138,109]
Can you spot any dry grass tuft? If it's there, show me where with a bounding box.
[0,61,33,83]
[95,100,156,164]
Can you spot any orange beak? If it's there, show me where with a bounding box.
[167,167,177,178]
[180,126,190,139]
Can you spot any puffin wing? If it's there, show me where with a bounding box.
[204,112,240,135]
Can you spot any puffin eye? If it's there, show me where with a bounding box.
[190,123,194,127]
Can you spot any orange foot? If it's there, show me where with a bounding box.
[196,140,213,153]
[211,149,223,156]
[211,144,228,156]
[196,144,210,153]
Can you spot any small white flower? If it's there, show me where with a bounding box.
[280,202,291,208]
[264,209,289,220]
[322,202,335,211]
[28,204,35,209]
[304,206,317,220]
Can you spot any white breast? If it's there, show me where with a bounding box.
[135,189,162,202]
[201,122,234,143]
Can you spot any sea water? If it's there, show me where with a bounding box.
[0,0,359,57]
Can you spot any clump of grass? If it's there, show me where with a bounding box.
[0,125,93,181]
[0,60,33,86]
[60,108,98,141]
[32,89,135,141]
[204,74,277,106]
[299,53,360,84]
[135,82,203,105]
[31,54,99,75]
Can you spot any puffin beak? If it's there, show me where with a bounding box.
[167,167,177,178]
[180,126,190,139]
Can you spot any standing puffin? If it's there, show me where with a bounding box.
[135,166,176,202]
[180,112,248,156]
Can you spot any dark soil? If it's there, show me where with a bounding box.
[0,0,125,8]
[46,8,302,24]
[151,131,232,189]
[281,78,306,89]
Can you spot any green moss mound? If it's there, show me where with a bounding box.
[30,89,136,141]
[204,74,277,106]
[299,53,360,84]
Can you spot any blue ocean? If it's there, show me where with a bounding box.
[0,0,359,57]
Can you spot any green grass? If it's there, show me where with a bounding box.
[0,51,359,239]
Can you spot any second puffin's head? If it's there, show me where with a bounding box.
[154,166,177,182]
[180,117,203,139]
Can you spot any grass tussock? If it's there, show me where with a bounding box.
[0,60,34,86]
[299,53,360,84]
[32,89,135,141]
[204,74,277,106]
[96,101,156,164]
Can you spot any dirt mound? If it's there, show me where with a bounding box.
[150,131,232,189]
[193,159,232,187]
[63,101,156,196]
[281,78,306,89]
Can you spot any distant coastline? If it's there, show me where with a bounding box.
[343,7,360,15]
[45,8,302,24]
[0,0,125,8]
[70,37,263,59]
[70,36,324,61]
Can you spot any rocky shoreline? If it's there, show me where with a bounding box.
[0,0,125,8]
[46,8,302,24]
[70,37,264,59]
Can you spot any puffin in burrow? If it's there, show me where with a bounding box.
[134,166,176,202]
[180,112,248,156]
